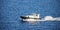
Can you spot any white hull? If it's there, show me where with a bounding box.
[22,19,59,21]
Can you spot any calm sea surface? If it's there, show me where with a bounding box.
[0,0,60,30]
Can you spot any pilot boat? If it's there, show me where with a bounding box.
[20,13,42,21]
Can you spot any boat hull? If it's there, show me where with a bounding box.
[20,16,41,19]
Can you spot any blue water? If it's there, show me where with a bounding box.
[0,0,60,30]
